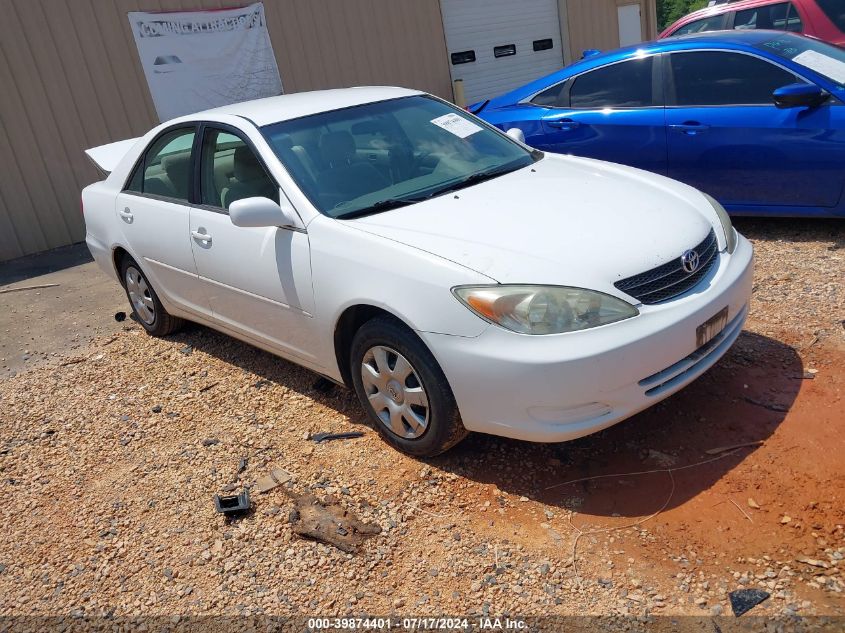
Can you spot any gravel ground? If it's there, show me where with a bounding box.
[0,219,842,621]
[735,218,844,344]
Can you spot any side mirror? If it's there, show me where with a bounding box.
[229,197,296,228]
[505,127,526,144]
[773,83,828,109]
[581,49,602,59]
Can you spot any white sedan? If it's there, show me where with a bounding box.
[83,87,753,456]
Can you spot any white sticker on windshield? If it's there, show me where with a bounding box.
[793,50,845,84]
[430,113,482,138]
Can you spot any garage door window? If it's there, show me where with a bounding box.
[569,57,656,109]
[670,51,799,106]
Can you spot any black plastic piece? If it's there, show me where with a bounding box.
[214,489,250,516]
[310,431,364,443]
[533,38,553,52]
[729,588,770,616]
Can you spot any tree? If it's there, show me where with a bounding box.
[657,0,710,31]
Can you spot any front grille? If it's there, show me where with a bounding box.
[615,229,719,304]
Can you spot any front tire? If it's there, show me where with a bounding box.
[350,316,468,457]
[119,256,183,337]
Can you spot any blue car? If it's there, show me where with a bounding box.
[474,31,845,217]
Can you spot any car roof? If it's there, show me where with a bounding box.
[656,28,790,48]
[483,30,804,107]
[592,29,786,61]
[676,0,789,25]
[187,86,423,127]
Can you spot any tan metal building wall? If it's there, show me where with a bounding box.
[561,0,658,62]
[0,0,452,262]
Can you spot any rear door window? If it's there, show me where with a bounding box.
[733,2,802,33]
[569,57,656,108]
[126,127,196,202]
[669,51,800,106]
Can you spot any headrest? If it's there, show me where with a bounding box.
[273,134,293,150]
[233,145,265,182]
[320,131,355,167]
[162,153,190,180]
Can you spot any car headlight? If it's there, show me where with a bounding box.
[703,192,737,254]
[453,285,639,335]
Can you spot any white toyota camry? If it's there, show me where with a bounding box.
[83,87,753,457]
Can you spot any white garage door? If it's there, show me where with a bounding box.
[440,0,566,105]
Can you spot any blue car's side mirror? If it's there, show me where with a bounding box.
[773,83,829,109]
[581,49,602,59]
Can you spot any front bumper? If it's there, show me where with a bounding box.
[422,234,754,443]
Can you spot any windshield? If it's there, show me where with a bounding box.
[755,34,845,87]
[261,95,537,218]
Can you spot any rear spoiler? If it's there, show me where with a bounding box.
[84,137,140,176]
[467,99,489,115]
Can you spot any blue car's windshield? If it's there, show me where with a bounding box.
[755,34,845,87]
[261,95,537,219]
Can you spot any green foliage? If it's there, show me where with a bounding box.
[657,0,711,31]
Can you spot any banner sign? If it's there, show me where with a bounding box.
[128,3,283,121]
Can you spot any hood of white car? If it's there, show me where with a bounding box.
[349,154,719,297]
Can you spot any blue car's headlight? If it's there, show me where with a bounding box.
[703,193,737,254]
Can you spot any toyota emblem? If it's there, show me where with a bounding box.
[681,249,700,274]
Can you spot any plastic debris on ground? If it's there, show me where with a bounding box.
[309,431,364,443]
[729,588,770,616]
[213,489,250,517]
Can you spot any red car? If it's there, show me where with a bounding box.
[660,0,845,47]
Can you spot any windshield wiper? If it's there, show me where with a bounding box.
[334,162,529,220]
[334,195,430,220]
[432,163,524,197]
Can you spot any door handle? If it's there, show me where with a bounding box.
[119,207,133,219]
[547,119,581,131]
[191,230,212,243]
[669,122,710,136]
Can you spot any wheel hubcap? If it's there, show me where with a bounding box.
[361,345,429,439]
[125,267,155,325]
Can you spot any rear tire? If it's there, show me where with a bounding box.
[350,315,468,457]
[119,255,183,337]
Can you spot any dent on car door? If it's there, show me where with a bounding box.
[534,55,668,174]
[115,126,210,316]
[665,50,844,209]
[189,126,317,362]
